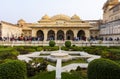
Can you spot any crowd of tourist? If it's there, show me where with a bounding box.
[0,36,119,42]
[0,36,42,41]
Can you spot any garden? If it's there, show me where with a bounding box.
[0,40,120,79]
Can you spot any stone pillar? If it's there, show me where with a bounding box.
[73,29,78,38]
[64,30,67,40]
[32,29,36,37]
[55,30,57,40]
[44,29,48,41]
[85,29,90,40]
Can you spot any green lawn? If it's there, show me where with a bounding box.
[62,71,88,79]
[62,58,87,66]
[28,70,88,79]
[28,71,55,79]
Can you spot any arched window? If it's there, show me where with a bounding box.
[36,30,44,41]
[47,30,55,40]
[77,30,86,41]
[66,30,74,40]
[57,30,64,40]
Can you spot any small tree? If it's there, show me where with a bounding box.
[49,40,56,47]
[87,58,120,79]
[65,41,71,48]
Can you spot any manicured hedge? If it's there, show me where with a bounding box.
[70,46,83,51]
[14,46,36,54]
[43,46,59,51]
[61,46,69,51]
[108,49,120,59]
[36,47,43,51]
[0,48,19,60]
[87,58,120,79]
[0,60,27,79]
[101,49,120,60]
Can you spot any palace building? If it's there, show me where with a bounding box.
[0,14,100,41]
[100,0,120,40]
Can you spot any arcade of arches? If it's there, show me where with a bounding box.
[17,14,93,41]
[36,29,86,41]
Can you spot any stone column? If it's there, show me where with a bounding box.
[73,29,78,38]
[64,30,67,40]
[31,29,36,37]
[55,30,57,41]
[85,29,90,40]
[44,29,48,41]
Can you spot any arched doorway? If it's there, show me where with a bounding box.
[36,30,44,41]
[66,30,74,40]
[47,30,55,40]
[57,30,64,40]
[77,30,86,40]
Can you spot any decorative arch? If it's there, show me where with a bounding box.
[57,30,64,40]
[36,30,44,41]
[66,30,74,40]
[47,30,55,40]
[77,30,86,40]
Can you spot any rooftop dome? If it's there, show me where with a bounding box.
[17,19,26,24]
[51,14,71,21]
[71,14,80,20]
[41,14,50,20]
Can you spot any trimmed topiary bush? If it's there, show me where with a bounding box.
[65,41,71,48]
[49,40,56,47]
[0,60,27,79]
[87,58,120,79]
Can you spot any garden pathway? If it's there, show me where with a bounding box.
[18,51,101,72]
[56,59,62,79]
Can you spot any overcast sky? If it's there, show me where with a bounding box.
[0,0,114,23]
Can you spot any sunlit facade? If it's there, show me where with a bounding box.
[0,14,100,41]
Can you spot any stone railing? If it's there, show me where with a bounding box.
[0,40,120,46]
